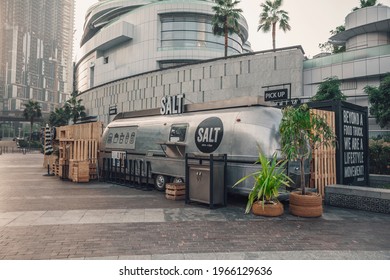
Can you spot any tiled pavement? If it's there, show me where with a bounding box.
[0,153,389,260]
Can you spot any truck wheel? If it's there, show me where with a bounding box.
[154,174,168,191]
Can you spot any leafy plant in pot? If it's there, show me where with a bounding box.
[233,152,292,217]
[279,104,335,217]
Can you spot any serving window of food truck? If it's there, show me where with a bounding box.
[169,124,187,142]
[158,123,188,158]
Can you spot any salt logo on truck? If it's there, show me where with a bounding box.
[195,117,224,153]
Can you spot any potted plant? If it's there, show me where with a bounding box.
[279,104,335,217]
[233,152,292,216]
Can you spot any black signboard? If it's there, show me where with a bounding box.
[308,101,369,186]
[109,105,117,116]
[264,88,288,102]
[341,108,367,185]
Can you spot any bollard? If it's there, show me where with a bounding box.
[43,161,55,177]
[108,158,113,182]
[102,158,106,181]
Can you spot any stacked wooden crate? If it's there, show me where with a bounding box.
[165,183,186,200]
[43,154,59,175]
[55,122,103,183]
[69,160,90,183]
[89,162,98,180]
[51,161,60,176]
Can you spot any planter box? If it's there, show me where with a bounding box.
[325,184,390,214]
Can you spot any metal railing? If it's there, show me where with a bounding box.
[101,157,153,190]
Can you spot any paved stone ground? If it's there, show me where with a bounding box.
[0,153,389,260]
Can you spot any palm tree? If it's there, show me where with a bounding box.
[23,100,42,143]
[212,0,243,58]
[48,106,71,127]
[65,91,86,124]
[258,0,291,50]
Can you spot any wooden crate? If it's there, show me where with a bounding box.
[57,122,103,141]
[89,162,98,180]
[165,183,186,200]
[70,160,90,183]
[48,122,103,182]
[51,162,60,176]
[72,139,98,162]
[57,126,72,141]
[58,163,64,178]
[68,160,74,181]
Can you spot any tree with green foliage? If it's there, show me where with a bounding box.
[353,0,379,11]
[23,100,42,143]
[257,0,291,50]
[319,25,346,54]
[320,1,379,54]
[212,0,243,58]
[311,76,347,101]
[65,91,87,124]
[279,104,335,195]
[48,106,71,127]
[364,74,390,128]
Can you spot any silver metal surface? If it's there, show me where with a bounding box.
[101,105,282,194]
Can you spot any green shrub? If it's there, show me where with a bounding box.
[369,139,390,174]
[18,140,42,149]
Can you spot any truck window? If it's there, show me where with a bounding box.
[113,133,119,143]
[169,124,187,142]
[119,133,125,144]
[107,133,113,144]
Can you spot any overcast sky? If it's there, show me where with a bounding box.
[74,0,390,60]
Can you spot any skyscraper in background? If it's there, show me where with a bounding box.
[0,0,74,122]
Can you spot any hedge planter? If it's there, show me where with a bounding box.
[252,201,284,217]
[289,191,323,217]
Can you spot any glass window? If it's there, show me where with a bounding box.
[107,133,113,144]
[161,31,174,40]
[119,132,125,144]
[113,133,119,143]
[169,124,187,142]
[162,21,173,30]
[160,13,243,54]
[125,132,130,144]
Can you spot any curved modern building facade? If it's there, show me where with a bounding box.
[77,3,390,136]
[75,0,251,92]
[304,5,390,134]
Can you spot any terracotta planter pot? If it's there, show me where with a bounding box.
[251,201,284,217]
[289,191,323,217]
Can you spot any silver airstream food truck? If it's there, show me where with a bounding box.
[100,95,282,195]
